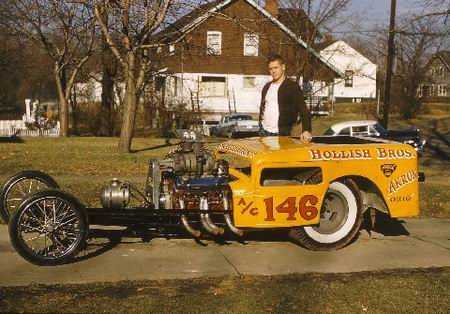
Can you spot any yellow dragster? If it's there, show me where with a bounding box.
[216,136,423,250]
[1,134,424,265]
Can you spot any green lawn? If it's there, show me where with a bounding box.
[1,137,176,207]
[1,268,449,313]
[1,106,449,217]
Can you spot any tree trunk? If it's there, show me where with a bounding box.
[99,7,115,136]
[118,52,137,153]
[54,65,69,137]
[71,89,79,135]
[100,64,115,136]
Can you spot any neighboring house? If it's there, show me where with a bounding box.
[0,99,60,137]
[418,51,450,103]
[74,80,103,103]
[154,0,343,119]
[317,40,377,102]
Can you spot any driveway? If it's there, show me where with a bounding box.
[0,218,449,287]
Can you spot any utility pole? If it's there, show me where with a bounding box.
[382,0,397,129]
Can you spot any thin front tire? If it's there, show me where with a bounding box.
[0,171,59,223]
[9,190,88,266]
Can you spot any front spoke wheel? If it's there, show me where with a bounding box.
[9,190,87,265]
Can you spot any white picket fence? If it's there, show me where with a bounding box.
[0,120,60,137]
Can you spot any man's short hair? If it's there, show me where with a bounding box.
[267,54,285,64]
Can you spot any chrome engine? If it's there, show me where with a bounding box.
[100,131,242,237]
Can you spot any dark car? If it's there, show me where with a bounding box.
[324,120,426,152]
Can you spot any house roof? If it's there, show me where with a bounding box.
[319,40,377,67]
[157,0,344,77]
[314,39,338,51]
[277,8,320,39]
[158,0,223,42]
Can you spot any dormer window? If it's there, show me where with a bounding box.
[207,31,222,55]
[244,33,259,56]
[345,70,354,87]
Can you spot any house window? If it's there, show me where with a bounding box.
[199,76,226,97]
[172,76,179,96]
[344,70,354,87]
[169,44,175,55]
[155,77,165,91]
[438,85,447,97]
[243,76,256,89]
[206,31,222,55]
[243,33,259,56]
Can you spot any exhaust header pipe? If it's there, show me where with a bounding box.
[179,199,201,238]
[200,196,224,236]
[223,192,244,237]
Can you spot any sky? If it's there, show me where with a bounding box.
[348,0,431,26]
[326,0,440,38]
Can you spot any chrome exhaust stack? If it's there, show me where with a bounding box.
[223,192,244,237]
[200,196,224,236]
[179,199,201,238]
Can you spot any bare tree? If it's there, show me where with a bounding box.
[93,0,172,153]
[416,0,450,20]
[279,0,351,82]
[1,0,96,136]
[392,14,448,118]
[96,3,118,136]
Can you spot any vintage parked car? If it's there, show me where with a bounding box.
[213,114,259,138]
[324,120,426,152]
[1,132,424,265]
[191,119,220,137]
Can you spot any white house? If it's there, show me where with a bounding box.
[317,40,377,102]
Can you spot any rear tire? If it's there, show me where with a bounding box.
[9,190,88,266]
[289,179,362,250]
[0,171,59,223]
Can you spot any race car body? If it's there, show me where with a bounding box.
[216,136,420,228]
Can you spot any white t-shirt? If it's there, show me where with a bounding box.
[262,82,281,133]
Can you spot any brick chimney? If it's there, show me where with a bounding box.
[265,0,279,17]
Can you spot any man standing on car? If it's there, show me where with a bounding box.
[259,54,312,142]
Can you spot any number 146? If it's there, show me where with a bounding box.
[264,195,319,222]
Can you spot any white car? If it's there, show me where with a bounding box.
[324,120,385,137]
[324,120,426,152]
[214,114,260,138]
[191,120,219,137]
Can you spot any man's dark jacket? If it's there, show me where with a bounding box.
[259,78,311,136]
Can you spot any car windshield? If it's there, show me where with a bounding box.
[373,123,388,135]
[324,128,335,135]
[230,115,253,121]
